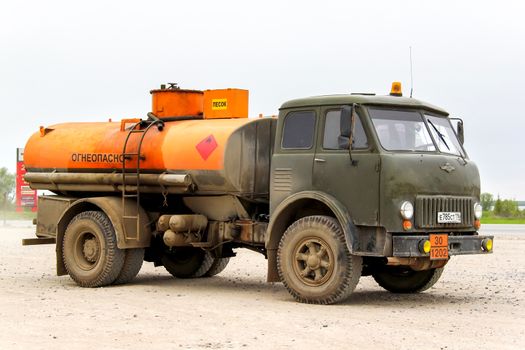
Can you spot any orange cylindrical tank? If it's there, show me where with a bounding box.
[23,117,276,196]
[150,87,203,118]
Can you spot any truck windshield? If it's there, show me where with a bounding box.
[369,108,436,152]
[424,114,465,157]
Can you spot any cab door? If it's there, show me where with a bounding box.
[312,106,380,226]
[270,108,319,215]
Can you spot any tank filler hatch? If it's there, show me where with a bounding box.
[150,83,204,118]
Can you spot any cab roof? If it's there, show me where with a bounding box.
[279,94,449,116]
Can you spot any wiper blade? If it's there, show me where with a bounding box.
[427,119,450,150]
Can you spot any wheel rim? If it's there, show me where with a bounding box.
[73,231,101,271]
[292,237,334,287]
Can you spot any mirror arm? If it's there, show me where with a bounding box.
[349,103,359,166]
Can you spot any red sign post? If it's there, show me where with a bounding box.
[16,148,37,212]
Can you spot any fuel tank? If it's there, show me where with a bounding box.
[24,117,276,199]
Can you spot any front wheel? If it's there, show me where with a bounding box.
[277,216,362,304]
[372,266,444,293]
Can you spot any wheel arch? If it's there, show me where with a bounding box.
[56,197,151,276]
[265,191,358,282]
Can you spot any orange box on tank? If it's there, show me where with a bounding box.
[203,88,248,119]
[151,84,203,118]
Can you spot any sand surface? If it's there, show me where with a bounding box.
[1,224,523,349]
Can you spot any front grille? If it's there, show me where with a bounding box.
[415,196,473,229]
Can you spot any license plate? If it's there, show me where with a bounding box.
[437,212,461,223]
[429,234,449,260]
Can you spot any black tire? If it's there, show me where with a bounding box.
[162,247,214,278]
[372,266,444,293]
[63,211,125,287]
[277,215,362,304]
[113,248,145,285]
[204,257,230,277]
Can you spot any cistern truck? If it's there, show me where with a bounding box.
[22,82,493,304]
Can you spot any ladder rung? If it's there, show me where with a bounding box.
[121,122,153,236]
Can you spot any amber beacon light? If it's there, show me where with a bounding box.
[390,81,402,96]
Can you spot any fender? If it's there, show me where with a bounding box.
[265,191,359,282]
[55,196,151,275]
[266,190,358,253]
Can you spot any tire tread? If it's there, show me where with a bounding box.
[113,248,144,285]
[204,257,230,277]
[373,267,444,293]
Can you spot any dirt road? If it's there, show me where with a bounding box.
[1,223,523,349]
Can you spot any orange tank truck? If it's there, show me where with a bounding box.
[23,82,492,305]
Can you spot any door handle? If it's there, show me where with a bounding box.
[314,158,326,163]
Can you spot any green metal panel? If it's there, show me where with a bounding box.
[312,105,380,226]
[270,107,320,215]
[378,153,480,232]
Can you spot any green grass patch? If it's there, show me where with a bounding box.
[481,217,525,224]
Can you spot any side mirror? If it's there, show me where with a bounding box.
[338,105,352,149]
[450,117,465,145]
[457,120,464,145]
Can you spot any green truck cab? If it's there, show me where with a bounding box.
[266,84,493,303]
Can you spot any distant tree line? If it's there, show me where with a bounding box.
[480,192,524,218]
[0,167,15,208]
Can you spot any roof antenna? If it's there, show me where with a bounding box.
[409,46,414,98]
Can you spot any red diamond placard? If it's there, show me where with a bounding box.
[196,134,218,160]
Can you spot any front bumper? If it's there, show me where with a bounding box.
[393,234,494,258]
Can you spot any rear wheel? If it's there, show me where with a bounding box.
[162,247,214,278]
[372,266,444,293]
[113,248,144,285]
[204,257,230,277]
[63,211,125,287]
[277,216,362,304]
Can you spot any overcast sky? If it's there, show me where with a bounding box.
[1,0,524,199]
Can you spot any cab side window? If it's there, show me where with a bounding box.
[323,109,368,150]
[282,111,316,149]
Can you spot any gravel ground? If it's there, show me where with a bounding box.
[0,224,523,350]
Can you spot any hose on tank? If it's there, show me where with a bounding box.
[146,112,165,131]
[147,112,204,130]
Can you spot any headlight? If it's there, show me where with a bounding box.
[474,202,482,219]
[400,201,414,220]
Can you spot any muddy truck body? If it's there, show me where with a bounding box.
[22,83,493,304]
